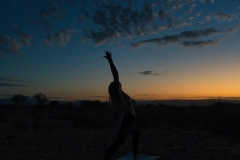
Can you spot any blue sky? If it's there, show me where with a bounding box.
[0,0,240,101]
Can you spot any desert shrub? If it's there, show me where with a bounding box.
[11,94,28,107]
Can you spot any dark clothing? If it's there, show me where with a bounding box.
[103,115,140,160]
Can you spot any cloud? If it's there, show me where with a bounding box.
[14,29,32,46]
[130,28,221,48]
[84,28,119,45]
[172,3,185,11]
[78,9,92,22]
[185,3,196,14]
[174,20,192,28]
[188,16,194,20]
[0,77,13,83]
[139,94,155,97]
[210,0,214,3]
[138,70,169,76]
[196,12,201,17]
[206,13,235,22]
[83,2,157,45]
[32,2,67,30]
[38,3,66,20]
[91,96,107,98]
[205,14,211,21]
[182,39,219,48]
[0,35,22,56]
[44,29,73,46]
[0,83,26,87]
[151,23,168,34]
[83,0,197,44]
[199,0,205,3]
[139,71,154,75]
[167,17,174,28]
[158,9,168,20]
[214,13,235,22]
[0,77,33,85]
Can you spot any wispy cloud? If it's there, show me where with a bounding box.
[0,77,32,86]
[214,13,235,22]
[171,2,185,11]
[138,70,169,76]
[199,0,205,3]
[182,39,219,48]
[44,29,74,46]
[185,3,196,15]
[37,3,66,29]
[130,27,227,48]
[206,13,236,22]
[0,77,12,82]
[0,83,26,87]
[91,96,108,98]
[14,26,32,46]
[139,94,155,97]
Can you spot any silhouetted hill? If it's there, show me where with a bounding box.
[136,99,240,107]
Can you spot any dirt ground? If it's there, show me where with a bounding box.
[1,125,240,160]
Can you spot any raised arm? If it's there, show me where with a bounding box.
[104,51,119,82]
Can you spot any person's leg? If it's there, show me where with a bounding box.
[103,115,134,160]
[129,124,140,155]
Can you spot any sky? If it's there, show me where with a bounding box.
[0,0,240,102]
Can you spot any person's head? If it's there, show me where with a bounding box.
[108,81,122,98]
[108,82,125,110]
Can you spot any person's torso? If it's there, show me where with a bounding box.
[122,92,136,116]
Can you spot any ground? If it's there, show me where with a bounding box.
[1,126,240,160]
[1,105,240,160]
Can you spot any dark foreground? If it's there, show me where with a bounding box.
[1,102,240,160]
[1,126,240,160]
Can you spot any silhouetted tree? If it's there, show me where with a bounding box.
[33,93,48,106]
[33,93,48,130]
[11,94,28,107]
[49,100,59,107]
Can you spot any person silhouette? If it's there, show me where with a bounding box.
[103,51,140,160]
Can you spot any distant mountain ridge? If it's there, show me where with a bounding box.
[136,99,240,107]
[0,98,82,106]
[1,98,240,107]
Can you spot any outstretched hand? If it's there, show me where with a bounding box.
[104,51,112,60]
